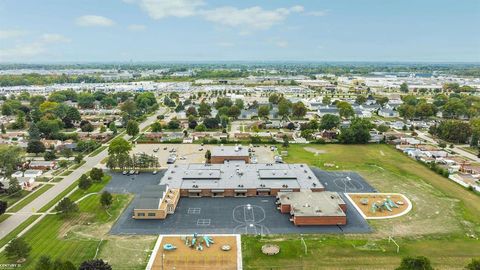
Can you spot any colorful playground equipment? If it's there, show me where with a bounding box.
[163,243,177,251]
[371,196,399,213]
[181,233,215,252]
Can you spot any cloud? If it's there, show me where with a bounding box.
[128,24,147,31]
[138,0,204,19]
[201,5,302,31]
[0,33,70,61]
[0,30,26,39]
[217,42,234,47]
[308,10,329,17]
[41,33,71,43]
[75,15,115,27]
[129,1,304,33]
[275,40,289,48]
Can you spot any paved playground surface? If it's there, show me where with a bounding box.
[107,167,374,235]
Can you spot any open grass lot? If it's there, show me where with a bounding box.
[0,215,40,248]
[0,194,132,269]
[8,184,54,212]
[243,144,480,270]
[0,173,155,269]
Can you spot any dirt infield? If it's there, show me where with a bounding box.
[152,235,238,270]
[347,193,411,219]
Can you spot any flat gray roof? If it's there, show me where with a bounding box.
[135,184,167,210]
[161,163,324,190]
[277,190,346,217]
[211,146,249,157]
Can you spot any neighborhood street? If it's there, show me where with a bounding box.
[0,109,163,240]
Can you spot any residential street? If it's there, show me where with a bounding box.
[0,109,162,240]
[416,130,480,162]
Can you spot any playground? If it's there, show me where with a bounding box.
[346,193,412,219]
[148,234,240,270]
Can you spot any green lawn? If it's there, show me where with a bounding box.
[0,214,11,224]
[38,181,79,213]
[68,175,112,203]
[8,184,54,212]
[0,194,131,269]
[243,144,480,270]
[0,190,29,208]
[0,215,40,248]
[60,170,73,176]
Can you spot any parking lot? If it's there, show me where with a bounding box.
[132,143,276,166]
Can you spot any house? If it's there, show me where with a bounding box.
[317,106,339,117]
[29,160,56,171]
[378,108,399,118]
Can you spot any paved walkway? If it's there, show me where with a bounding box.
[0,109,162,240]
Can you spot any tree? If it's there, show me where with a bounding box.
[108,122,118,135]
[79,121,94,133]
[36,255,53,270]
[433,120,472,143]
[205,150,211,163]
[355,95,367,105]
[322,96,331,105]
[0,145,23,177]
[227,106,241,119]
[126,120,139,137]
[215,97,233,109]
[320,114,341,130]
[5,237,31,260]
[55,198,78,217]
[338,118,373,144]
[27,140,46,155]
[203,117,219,129]
[186,106,198,117]
[0,201,7,215]
[198,102,211,117]
[376,96,389,107]
[278,99,292,119]
[1,123,5,134]
[258,105,270,119]
[7,178,22,195]
[400,82,409,93]
[465,258,480,270]
[108,138,131,156]
[336,102,355,119]
[195,124,207,132]
[79,259,112,270]
[90,168,104,182]
[100,191,113,209]
[78,174,92,190]
[235,99,244,109]
[282,135,289,147]
[292,101,307,118]
[268,93,280,104]
[28,122,41,140]
[396,256,433,270]
[167,119,180,130]
[43,151,56,161]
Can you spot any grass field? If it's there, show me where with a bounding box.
[0,194,132,269]
[0,214,11,224]
[0,172,155,269]
[0,215,40,248]
[8,184,54,212]
[243,144,480,270]
[38,181,79,213]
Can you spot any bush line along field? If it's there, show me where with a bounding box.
[242,144,480,270]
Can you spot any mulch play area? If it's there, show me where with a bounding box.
[346,193,412,219]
